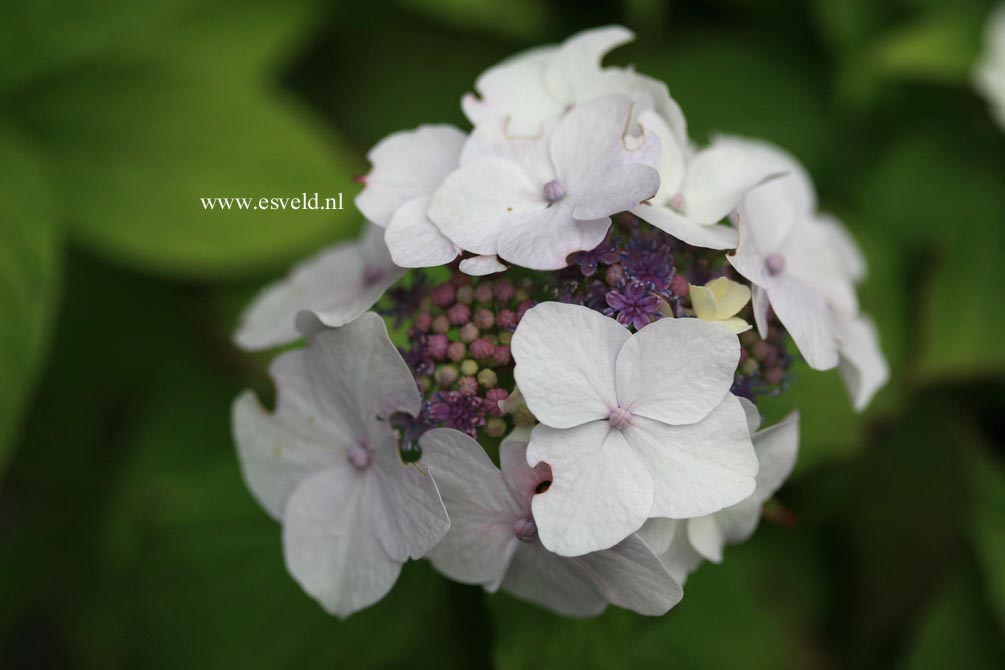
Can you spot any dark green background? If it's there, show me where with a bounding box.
[1,0,1003,667]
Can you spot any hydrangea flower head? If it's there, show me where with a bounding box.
[229,24,889,620]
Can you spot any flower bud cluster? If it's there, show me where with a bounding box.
[395,273,535,440]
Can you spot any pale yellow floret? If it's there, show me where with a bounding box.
[689,277,752,334]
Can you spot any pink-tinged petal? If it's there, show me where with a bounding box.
[632,203,738,250]
[751,411,800,502]
[716,135,817,217]
[282,467,401,618]
[419,428,519,586]
[570,163,660,221]
[462,47,562,135]
[234,225,403,351]
[497,205,611,270]
[300,313,423,440]
[232,390,345,520]
[818,213,867,283]
[636,517,680,556]
[615,316,739,426]
[499,439,551,513]
[679,141,785,225]
[751,285,770,339]
[460,117,555,182]
[656,521,705,584]
[835,311,889,411]
[766,279,840,371]
[738,396,763,433]
[428,157,545,256]
[622,397,757,518]
[501,533,682,617]
[370,446,449,563]
[550,96,649,191]
[685,498,761,562]
[356,124,465,226]
[528,421,654,556]
[780,215,859,314]
[459,255,507,276]
[384,196,459,268]
[512,302,628,428]
[637,109,687,200]
[544,25,635,103]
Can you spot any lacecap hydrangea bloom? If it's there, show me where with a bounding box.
[231,25,889,618]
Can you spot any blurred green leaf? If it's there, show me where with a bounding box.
[633,34,829,169]
[0,128,62,475]
[860,129,1005,382]
[0,0,201,89]
[826,392,974,667]
[870,9,983,84]
[7,0,360,280]
[904,563,1004,669]
[393,0,551,40]
[758,363,867,475]
[969,447,1005,631]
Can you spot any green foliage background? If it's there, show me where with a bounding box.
[1,0,1003,667]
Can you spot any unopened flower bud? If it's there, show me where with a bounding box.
[457,375,479,395]
[606,263,626,286]
[751,341,773,361]
[470,338,495,360]
[494,280,515,302]
[474,283,494,304]
[763,367,785,385]
[485,388,509,416]
[414,312,433,332]
[496,309,517,330]
[473,309,495,329]
[477,368,498,389]
[432,314,450,334]
[431,283,456,308]
[456,285,474,304]
[515,288,529,302]
[485,417,507,438]
[460,359,479,376]
[427,334,449,359]
[498,331,513,345]
[459,322,480,343]
[493,345,511,366]
[670,274,690,297]
[741,358,759,375]
[447,341,467,362]
[447,302,471,326]
[434,364,459,386]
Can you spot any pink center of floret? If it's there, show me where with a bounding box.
[513,516,538,542]
[669,193,687,213]
[608,406,633,430]
[765,253,786,276]
[543,179,566,203]
[347,443,372,470]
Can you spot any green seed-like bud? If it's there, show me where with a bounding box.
[460,359,479,376]
[400,441,422,463]
[485,417,507,438]
[434,364,459,386]
[498,331,512,345]
[477,368,498,389]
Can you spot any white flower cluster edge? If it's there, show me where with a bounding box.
[230,26,890,619]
